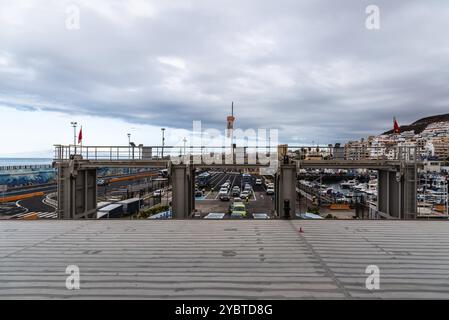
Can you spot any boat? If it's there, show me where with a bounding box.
[340,179,357,189]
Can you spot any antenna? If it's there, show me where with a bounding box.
[231,101,234,117]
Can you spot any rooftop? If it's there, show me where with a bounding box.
[1,220,449,299]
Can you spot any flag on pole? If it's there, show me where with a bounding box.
[78,126,83,144]
[393,117,400,134]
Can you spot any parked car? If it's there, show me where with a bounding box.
[221,183,230,190]
[240,190,251,200]
[219,189,230,201]
[266,185,275,195]
[231,186,241,197]
[195,190,204,197]
[233,197,243,203]
[96,178,108,186]
[153,189,164,197]
[255,178,262,186]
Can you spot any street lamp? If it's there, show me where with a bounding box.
[71,121,77,154]
[183,137,187,156]
[127,133,131,160]
[71,122,77,145]
[161,128,166,158]
[268,136,271,156]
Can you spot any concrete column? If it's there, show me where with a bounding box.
[170,164,194,219]
[56,163,97,219]
[377,165,417,219]
[275,164,297,218]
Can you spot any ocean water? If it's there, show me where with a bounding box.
[0,158,53,166]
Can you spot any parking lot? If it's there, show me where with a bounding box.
[194,171,275,218]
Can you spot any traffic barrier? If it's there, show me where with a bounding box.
[18,212,39,220]
[0,192,45,203]
[330,203,351,210]
[109,172,158,183]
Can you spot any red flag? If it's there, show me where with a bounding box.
[393,117,400,134]
[78,126,83,144]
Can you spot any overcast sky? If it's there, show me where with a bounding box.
[0,0,448,157]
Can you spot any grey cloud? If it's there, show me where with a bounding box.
[0,0,448,145]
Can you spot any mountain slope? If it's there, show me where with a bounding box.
[383,113,449,135]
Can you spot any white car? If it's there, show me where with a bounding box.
[219,189,230,201]
[240,190,251,199]
[266,186,275,195]
[153,189,164,197]
[255,179,262,185]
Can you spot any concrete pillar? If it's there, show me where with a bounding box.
[377,164,417,219]
[170,164,194,218]
[56,163,97,219]
[275,163,297,218]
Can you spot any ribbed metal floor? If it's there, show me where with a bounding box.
[1,220,449,299]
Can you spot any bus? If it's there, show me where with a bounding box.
[197,172,212,187]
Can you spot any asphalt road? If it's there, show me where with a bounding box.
[1,171,162,215]
[194,171,275,218]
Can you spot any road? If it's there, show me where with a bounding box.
[1,170,164,218]
[194,171,275,218]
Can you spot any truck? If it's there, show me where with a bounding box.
[97,201,112,210]
[97,203,124,219]
[117,198,141,216]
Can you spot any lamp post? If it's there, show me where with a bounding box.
[183,137,187,156]
[161,128,166,158]
[268,136,271,155]
[127,133,131,159]
[71,121,77,154]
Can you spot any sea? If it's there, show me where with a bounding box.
[0,158,53,167]
[0,158,55,186]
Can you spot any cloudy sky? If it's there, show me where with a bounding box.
[0,0,448,157]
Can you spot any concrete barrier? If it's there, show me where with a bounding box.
[330,204,351,210]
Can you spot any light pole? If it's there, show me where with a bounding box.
[71,121,77,154]
[268,136,271,155]
[161,128,166,159]
[127,133,131,160]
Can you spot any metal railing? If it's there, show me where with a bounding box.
[53,145,279,162]
[54,144,420,163]
[287,145,419,162]
[0,164,53,171]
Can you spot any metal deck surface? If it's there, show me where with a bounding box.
[1,220,449,299]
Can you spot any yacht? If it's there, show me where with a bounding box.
[340,179,357,189]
